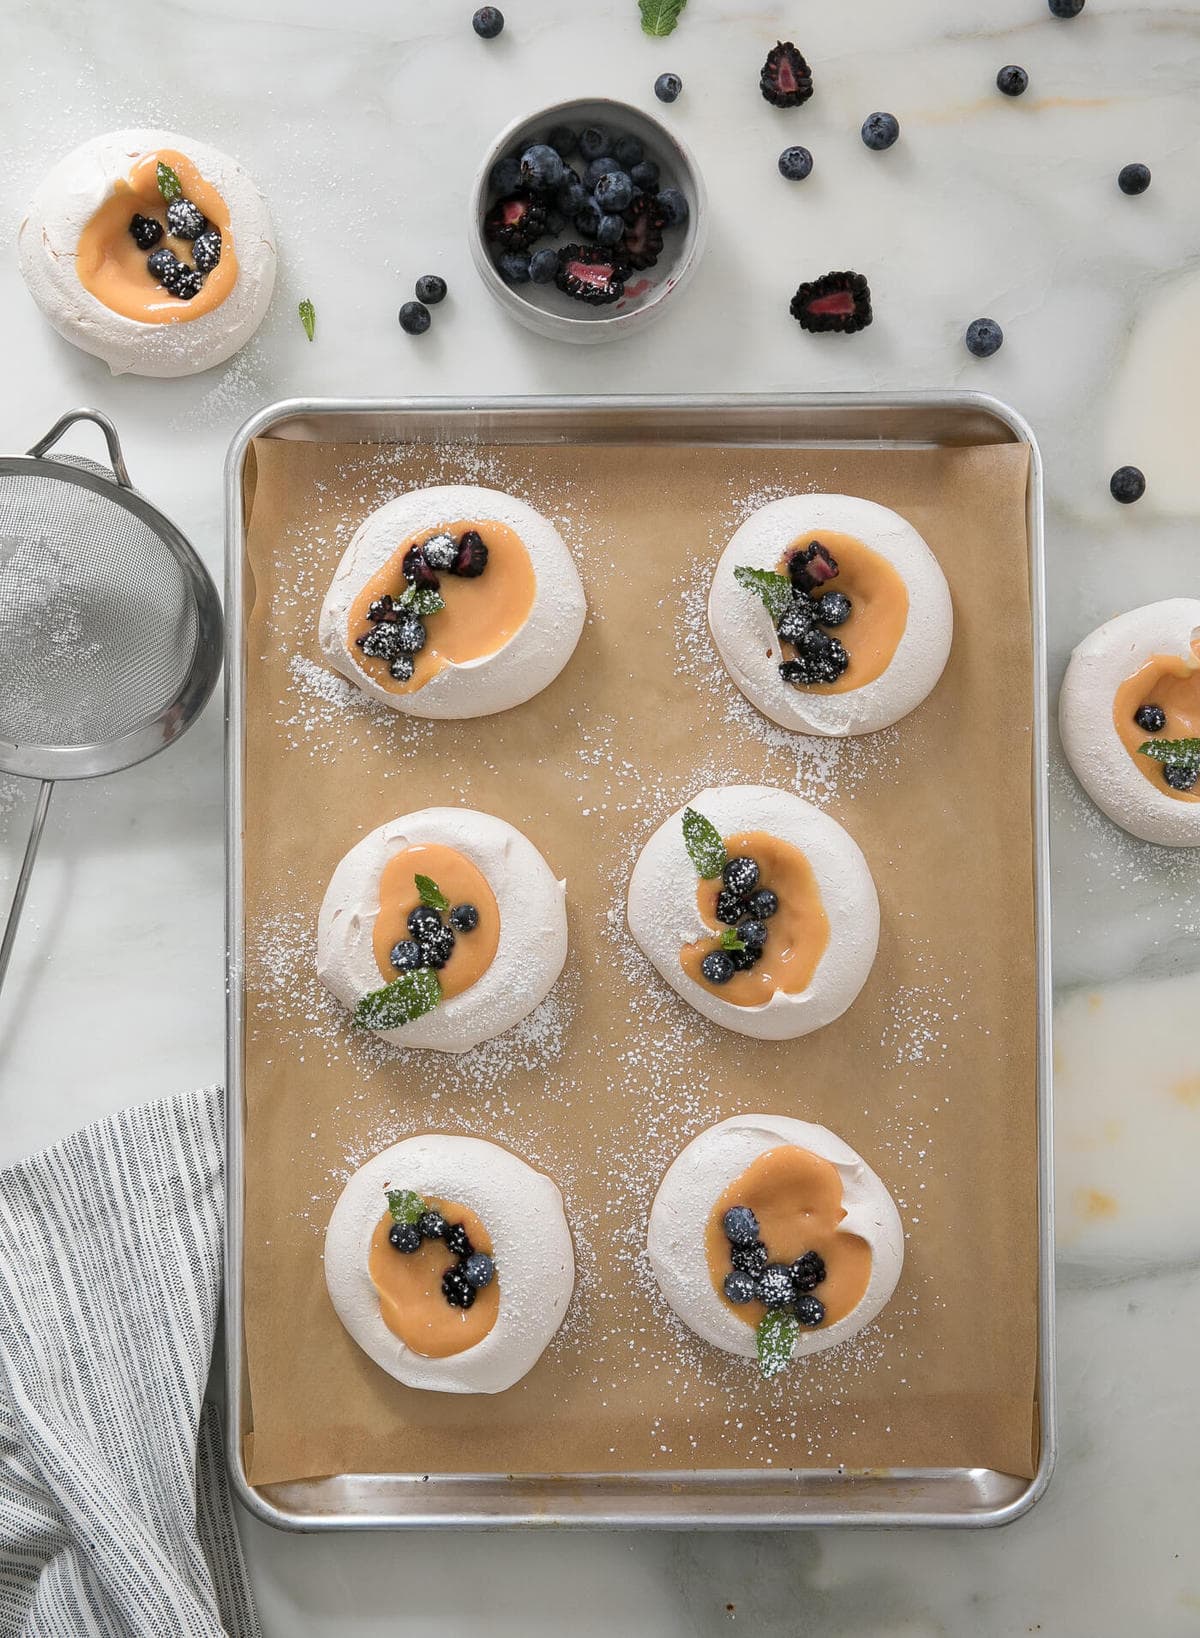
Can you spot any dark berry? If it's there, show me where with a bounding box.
[129,212,162,250]
[389,938,424,972]
[701,950,735,985]
[777,596,818,648]
[463,1251,495,1289]
[485,191,547,251]
[748,889,779,919]
[441,1266,476,1308]
[388,1221,422,1253]
[575,200,603,241]
[781,628,850,686]
[548,126,578,158]
[728,944,761,972]
[779,145,814,181]
[1164,762,1199,792]
[795,1295,826,1326]
[861,112,900,151]
[790,271,873,334]
[169,267,203,301]
[389,655,415,683]
[722,1205,760,1245]
[451,530,489,577]
[529,246,560,283]
[594,170,633,213]
[630,159,660,193]
[421,532,458,571]
[965,317,1004,358]
[1049,0,1085,13]
[737,917,768,951]
[723,1271,758,1305]
[789,542,841,591]
[1134,704,1166,733]
[578,127,610,163]
[655,187,689,228]
[450,902,479,932]
[596,212,626,249]
[730,1241,769,1276]
[497,251,531,284]
[790,1251,827,1292]
[418,1209,447,1240]
[715,888,746,926]
[583,156,617,190]
[407,904,443,939]
[146,247,180,284]
[761,41,813,107]
[997,64,1029,96]
[521,143,565,193]
[723,856,759,897]
[1110,465,1145,504]
[1118,162,1151,196]
[654,72,682,103]
[445,1221,474,1257]
[490,155,523,195]
[193,228,222,272]
[621,194,666,269]
[367,594,400,622]
[166,198,206,239]
[393,613,427,653]
[399,301,431,335]
[419,921,456,970]
[360,621,407,661]
[402,544,441,591]
[555,244,629,305]
[415,273,447,304]
[614,134,644,170]
[557,174,589,217]
[815,591,852,627]
[472,6,503,38]
[757,1264,797,1310]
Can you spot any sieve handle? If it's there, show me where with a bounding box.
[0,781,53,997]
[27,408,132,488]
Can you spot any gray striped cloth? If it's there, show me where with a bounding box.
[0,1087,259,1638]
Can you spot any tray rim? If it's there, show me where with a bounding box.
[223,391,1055,1531]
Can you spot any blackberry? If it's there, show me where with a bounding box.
[472,5,504,38]
[402,544,441,591]
[389,938,424,972]
[790,270,873,334]
[1118,162,1151,196]
[367,595,400,622]
[757,1264,797,1310]
[1164,762,1198,793]
[737,918,768,951]
[730,1241,769,1277]
[965,317,1004,358]
[578,127,610,163]
[389,655,415,683]
[815,591,852,627]
[398,301,431,335]
[441,1266,476,1308]
[789,541,840,591]
[715,888,746,926]
[723,857,759,897]
[996,64,1029,97]
[166,198,206,240]
[790,1251,826,1292]
[555,245,629,306]
[146,247,180,284]
[193,228,222,272]
[748,889,779,920]
[451,530,489,577]
[484,191,547,251]
[388,1221,422,1253]
[463,1251,495,1289]
[360,621,407,661]
[393,612,427,653]
[701,950,735,986]
[445,1222,474,1257]
[620,194,666,270]
[778,145,813,182]
[728,944,761,972]
[407,904,443,940]
[781,629,850,686]
[1134,704,1166,733]
[722,1205,760,1245]
[169,267,203,301]
[654,72,682,103]
[419,921,456,970]
[1110,465,1146,504]
[450,903,480,932]
[777,596,817,648]
[421,532,458,571]
[861,112,900,151]
[760,41,813,108]
[128,212,162,250]
[795,1295,825,1327]
[418,1209,447,1240]
[415,273,447,304]
[723,1271,758,1305]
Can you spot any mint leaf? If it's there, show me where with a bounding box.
[397,583,445,616]
[682,807,727,879]
[719,927,746,953]
[415,873,450,912]
[298,298,316,342]
[353,967,441,1030]
[156,160,183,202]
[639,0,688,36]
[734,565,794,627]
[386,1188,426,1225]
[1137,736,1200,769]
[757,1311,798,1380]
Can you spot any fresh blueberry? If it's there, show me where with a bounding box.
[655,187,689,227]
[996,64,1029,96]
[415,273,447,304]
[497,251,532,284]
[548,126,578,158]
[575,200,603,240]
[388,1222,422,1253]
[389,655,415,683]
[965,317,1004,358]
[128,213,162,250]
[450,902,480,932]
[1118,162,1151,195]
[595,212,626,247]
[756,1265,797,1310]
[778,145,814,181]
[715,888,746,926]
[594,170,634,212]
[701,950,736,985]
[463,1251,495,1289]
[1110,465,1146,504]
[421,532,458,570]
[795,1295,826,1326]
[815,591,852,627]
[398,300,431,335]
[490,154,523,195]
[556,171,588,214]
[723,1271,758,1305]
[417,1209,447,1241]
[166,197,206,239]
[543,207,567,235]
[790,1251,827,1292]
[614,134,644,170]
[748,889,779,920]
[723,856,759,897]
[1134,704,1166,733]
[630,159,660,193]
[654,72,682,103]
[445,1221,474,1257]
[730,1241,769,1276]
[861,112,900,151]
[737,918,769,951]
[1048,0,1085,14]
[529,247,559,283]
[722,1205,760,1246]
[584,155,618,189]
[521,143,565,192]
[578,127,610,163]
[389,939,424,972]
[419,922,456,969]
[407,904,443,940]
[472,6,504,38]
[192,228,222,272]
[146,247,180,284]
[1163,762,1198,792]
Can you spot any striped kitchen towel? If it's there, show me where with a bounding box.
[0,1086,259,1638]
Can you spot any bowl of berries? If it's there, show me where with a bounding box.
[470,96,706,343]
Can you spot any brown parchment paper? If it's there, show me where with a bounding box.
[239,432,1038,1486]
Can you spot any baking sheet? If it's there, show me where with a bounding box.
[238,430,1037,1488]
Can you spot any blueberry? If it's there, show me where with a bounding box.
[192,228,222,272]
[737,918,768,951]
[557,175,589,216]
[441,1266,476,1308]
[748,889,778,920]
[1163,762,1198,792]
[701,950,735,985]
[790,1251,827,1292]
[596,212,626,247]
[415,273,447,304]
[777,597,817,648]
[594,170,634,212]
[1134,704,1166,733]
[521,143,565,192]
[654,72,682,103]
[584,156,618,189]
[722,1205,760,1246]
[389,655,415,683]
[723,1271,758,1305]
[450,902,480,932]
[419,921,456,970]
[575,200,603,240]
[472,6,504,38]
[389,938,424,972]
[965,317,1004,358]
[529,247,560,283]
[996,64,1029,96]
[169,267,203,301]
[445,1221,474,1257]
[408,904,443,940]
[578,127,610,163]
[778,145,814,181]
[1110,465,1145,504]
[1048,0,1084,14]
[815,591,852,627]
[166,197,206,239]
[757,1264,797,1310]
[723,857,759,897]
[614,134,644,169]
[548,126,578,158]
[463,1251,495,1289]
[128,212,162,250]
[630,159,660,193]
[399,300,431,334]
[795,1295,826,1326]
[861,112,900,150]
[498,251,532,284]
[388,1222,422,1253]
[146,247,180,283]
[655,187,689,228]
[1118,162,1151,196]
[490,155,523,195]
[418,1209,447,1240]
[715,888,746,926]
[421,532,458,570]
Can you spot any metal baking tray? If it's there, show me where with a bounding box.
[224,393,1054,1530]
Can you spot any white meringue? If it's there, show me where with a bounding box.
[708,493,953,737]
[325,1134,574,1394]
[647,1114,904,1362]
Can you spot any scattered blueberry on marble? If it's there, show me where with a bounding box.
[1110,465,1146,504]
[398,300,431,335]
[778,145,814,181]
[1118,162,1151,195]
[472,6,504,39]
[654,72,683,103]
[996,64,1029,96]
[415,274,447,304]
[1048,0,1085,14]
[861,112,900,151]
[965,317,1004,357]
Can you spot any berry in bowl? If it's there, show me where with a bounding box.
[470,97,706,344]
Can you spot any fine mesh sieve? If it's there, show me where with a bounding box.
[0,408,223,990]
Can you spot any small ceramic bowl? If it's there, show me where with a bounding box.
[470,96,707,346]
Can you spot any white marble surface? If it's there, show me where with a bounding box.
[1,0,1198,1631]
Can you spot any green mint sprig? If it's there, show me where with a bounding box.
[354,967,441,1031]
[639,0,688,36]
[397,583,445,617]
[682,807,727,879]
[734,565,793,626]
[298,299,316,342]
[156,160,183,202]
[386,1188,426,1225]
[1137,736,1200,769]
[415,873,450,912]
[719,928,747,953]
[757,1311,798,1380]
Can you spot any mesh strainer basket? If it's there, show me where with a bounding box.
[0,408,223,989]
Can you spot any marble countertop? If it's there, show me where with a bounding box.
[2,0,1198,1632]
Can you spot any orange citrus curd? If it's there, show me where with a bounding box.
[1112,650,1200,804]
[75,148,237,323]
[347,519,536,695]
[705,1145,871,1330]
[680,830,830,1009]
[368,1197,498,1358]
[776,530,909,694]
[372,843,499,1000]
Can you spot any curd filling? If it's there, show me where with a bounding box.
[76,149,237,322]
[777,530,909,693]
[373,843,499,998]
[1112,650,1200,803]
[368,1197,498,1357]
[705,1145,871,1328]
[348,519,536,694]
